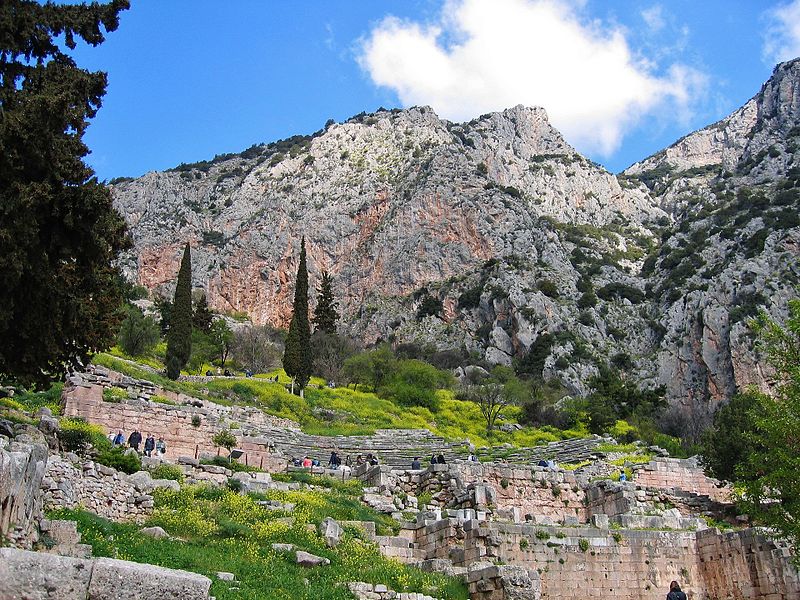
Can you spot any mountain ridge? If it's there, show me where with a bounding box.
[111,59,800,421]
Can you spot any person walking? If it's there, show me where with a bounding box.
[155,437,166,455]
[127,429,142,452]
[667,581,687,600]
[143,434,155,457]
[112,430,124,446]
[411,457,421,470]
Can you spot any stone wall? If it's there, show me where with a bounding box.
[42,455,154,522]
[696,528,800,599]
[399,516,800,600]
[0,432,48,548]
[0,547,211,600]
[633,457,732,503]
[62,375,287,473]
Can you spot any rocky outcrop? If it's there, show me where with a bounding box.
[0,431,48,548]
[112,59,800,415]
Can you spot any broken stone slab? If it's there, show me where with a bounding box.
[152,478,181,491]
[296,550,330,567]
[126,470,153,492]
[215,571,235,581]
[319,517,343,547]
[87,556,212,600]
[271,543,295,552]
[0,548,93,600]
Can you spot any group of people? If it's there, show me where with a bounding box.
[112,429,165,457]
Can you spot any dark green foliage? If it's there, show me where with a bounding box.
[95,445,141,474]
[577,290,597,309]
[537,279,559,298]
[283,238,312,391]
[514,333,554,380]
[728,291,768,324]
[578,311,593,326]
[701,391,761,481]
[735,301,800,560]
[192,294,214,333]
[596,283,645,304]
[0,0,131,388]
[212,429,237,452]
[117,305,160,356]
[586,365,666,434]
[312,271,339,334]
[458,283,484,309]
[416,295,443,320]
[153,295,172,334]
[165,244,193,379]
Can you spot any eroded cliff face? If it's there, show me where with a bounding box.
[113,59,800,412]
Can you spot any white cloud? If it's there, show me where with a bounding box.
[358,0,705,155]
[763,0,800,64]
[641,5,665,33]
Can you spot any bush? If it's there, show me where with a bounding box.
[58,418,107,453]
[102,386,128,403]
[150,463,185,482]
[117,305,160,356]
[95,446,141,474]
[537,279,559,298]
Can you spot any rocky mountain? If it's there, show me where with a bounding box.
[111,58,800,419]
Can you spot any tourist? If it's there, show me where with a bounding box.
[328,451,340,469]
[143,433,155,457]
[430,454,437,465]
[155,437,166,455]
[112,430,124,446]
[355,454,364,466]
[302,456,312,468]
[666,581,687,600]
[537,459,548,467]
[411,457,421,470]
[127,429,142,452]
[619,470,627,482]
[436,454,446,464]
[468,453,478,463]
[205,369,213,376]
[312,458,320,467]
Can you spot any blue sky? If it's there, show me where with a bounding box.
[71,0,800,181]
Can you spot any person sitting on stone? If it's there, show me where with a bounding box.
[537,459,548,468]
[143,433,155,457]
[127,429,142,452]
[436,453,446,464]
[411,456,421,470]
[302,456,312,468]
[618,470,627,482]
[112,430,125,446]
[155,437,166,455]
[430,454,437,465]
[667,581,687,600]
[355,454,364,466]
[328,451,340,469]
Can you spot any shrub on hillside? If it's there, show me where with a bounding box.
[150,463,185,482]
[95,446,141,474]
[117,305,160,356]
[58,418,107,453]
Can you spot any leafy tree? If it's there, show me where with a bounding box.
[341,345,396,391]
[165,243,192,379]
[701,391,761,482]
[311,331,357,383]
[231,325,283,373]
[192,293,214,333]
[117,305,160,356]
[209,318,233,368]
[283,238,312,395]
[312,270,339,334]
[733,301,800,560]
[153,294,173,334]
[460,366,529,435]
[585,365,666,433]
[0,0,130,388]
[380,359,451,411]
[212,429,237,453]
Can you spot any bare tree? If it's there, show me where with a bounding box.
[231,325,283,374]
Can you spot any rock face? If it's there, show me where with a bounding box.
[0,431,49,548]
[113,58,800,415]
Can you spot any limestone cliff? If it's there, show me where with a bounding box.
[112,59,800,414]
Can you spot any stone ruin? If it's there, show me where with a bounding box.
[1,366,799,599]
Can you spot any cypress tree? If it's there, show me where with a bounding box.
[312,271,339,334]
[165,243,192,379]
[283,238,312,395]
